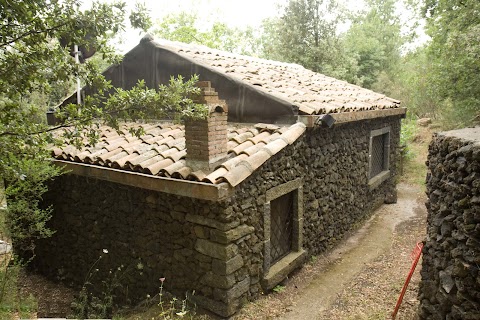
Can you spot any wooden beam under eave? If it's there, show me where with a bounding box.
[53,160,234,201]
[298,107,407,127]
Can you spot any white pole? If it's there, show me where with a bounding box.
[74,44,81,105]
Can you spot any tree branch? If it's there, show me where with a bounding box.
[0,22,67,49]
[0,103,162,138]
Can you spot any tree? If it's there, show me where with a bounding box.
[152,12,259,55]
[422,0,480,127]
[393,46,439,118]
[0,0,205,261]
[341,0,405,91]
[259,0,345,74]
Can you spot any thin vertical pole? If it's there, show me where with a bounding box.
[74,44,81,105]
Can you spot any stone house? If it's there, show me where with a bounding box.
[36,36,406,317]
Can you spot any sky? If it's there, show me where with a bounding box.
[112,0,288,52]
[85,0,427,53]
[113,0,366,52]
[145,0,288,27]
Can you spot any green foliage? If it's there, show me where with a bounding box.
[157,278,194,319]
[422,0,480,127]
[3,159,62,260]
[112,278,198,319]
[0,0,208,265]
[259,0,345,74]
[400,118,418,161]
[0,256,37,318]
[340,0,405,91]
[56,75,206,149]
[152,12,258,55]
[392,47,439,118]
[272,284,286,293]
[70,250,144,319]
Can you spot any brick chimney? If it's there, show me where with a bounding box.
[185,81,228,171]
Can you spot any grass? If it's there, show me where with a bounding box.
[0,252,38,319]
[399,119,432,190]
[113,278,204,320]
[0,202,39,320]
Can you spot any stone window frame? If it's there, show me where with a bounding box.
[262,178,306,290]
[368,126,391,189]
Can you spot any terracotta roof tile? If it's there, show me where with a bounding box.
[263,138,288,156]
[134,154,164,172]
[144,158,175,175]
[160,160,187,177]
[171,166,191,180]
[202,167,228,184]
[105,150,129,166]
[247,131,271,144]
[227,140,240,150]
[244,150,271,171]
[231,140,255,156]
[219,163,253,187]
[188,170,207,181]
[53,122,306,187]
[97,148,123,164]
[156,39,401,114]
[232,131,255,144]
[218,154,249,171]
[125,150,158,168]
[241,143,266,156]
[281,123,308,144]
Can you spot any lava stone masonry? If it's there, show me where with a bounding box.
[418,128,480,320]
[35,116,401,317]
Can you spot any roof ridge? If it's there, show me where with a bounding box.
[151,36,306,70]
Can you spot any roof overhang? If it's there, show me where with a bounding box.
[297,107,407,128]
[53,160,234,202]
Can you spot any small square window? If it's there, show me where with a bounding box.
[270,191,294,264]
[262,179,306,290]
[368,127,391,188]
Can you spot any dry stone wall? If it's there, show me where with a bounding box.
[227,116,400,300]
[35,116,401,318]
[38,175,256,317]
[418,128,480,320]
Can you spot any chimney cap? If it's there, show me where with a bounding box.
[210,104,228,114]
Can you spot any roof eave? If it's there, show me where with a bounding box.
[53,160,234,202]
[298,107,407,128]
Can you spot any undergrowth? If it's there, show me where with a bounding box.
[400,118,429,188]
[0,204,38,319]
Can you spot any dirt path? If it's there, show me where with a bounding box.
[278,183,421,320]
[236,182,426,319]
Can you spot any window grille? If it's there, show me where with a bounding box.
[368,127,391,185]
[370,133,387,179]
[270,191,294,264]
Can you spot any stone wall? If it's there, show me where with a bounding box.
[226,116,401,299]
[418,128,480,320]
[35,116,402,317]
[37,176,251,317]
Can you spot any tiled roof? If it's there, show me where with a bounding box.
[155,39,401,115]
[52,122,306,187]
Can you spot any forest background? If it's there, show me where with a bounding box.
[0,0,478,317]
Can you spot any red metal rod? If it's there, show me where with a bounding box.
[392,241,424,319]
